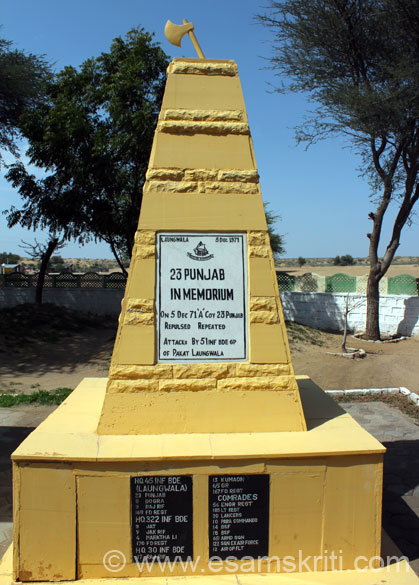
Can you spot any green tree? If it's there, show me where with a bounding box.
[5,28,169,272]
[333,254,355,267]
[264,202,286,257]
[0,252,20,264]
[0,36,49,165]
[297,256,306,267]
[258,0,419,339]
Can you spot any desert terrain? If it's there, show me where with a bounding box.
[0,304,418,397]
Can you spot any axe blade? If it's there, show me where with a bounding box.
[165,20,194,48]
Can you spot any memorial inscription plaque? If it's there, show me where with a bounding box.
[131,476,193,562]
[157,233,248,362]
[209,475,270,559]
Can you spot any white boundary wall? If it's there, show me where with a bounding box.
[280,291,419,336]
[0,288,124,316]
[0,288,419,336]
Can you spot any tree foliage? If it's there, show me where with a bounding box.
[333,254,355,266]
[0,251,20,264]
[0,36,49,164]
[258,0,419,339]
[264,202,286,257]
[5,28,169,269]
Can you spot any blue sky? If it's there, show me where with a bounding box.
[1,0,417,260]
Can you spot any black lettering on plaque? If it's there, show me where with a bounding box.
[209,474,269,559]
[131,475,193,562]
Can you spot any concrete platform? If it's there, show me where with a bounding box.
[1,543,418,585]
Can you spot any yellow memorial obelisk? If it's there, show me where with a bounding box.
[6,20,412,585]
[97,35,306,435]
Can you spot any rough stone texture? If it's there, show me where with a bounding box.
[164,109,244,122]
[157,120,249,135]
[124,298,154,326]
[147,180,198,193]
[235,363,290,377]
[250,310,280,324]
[173,364,235,379]
[134,244,155,259]
[248,244,269,258]
[248,231,267,245]
[250,297,277,312]
[146,179,258,195]
[145,168,184,181]
[218,170,259,183]
[204,181,258,194]
[217,376,292,391]
[134,230,155,245]
[158,378,217,392]
[167,59,238,76]
[124,312,154,326]
[109,364,173,380]
[184,169,218,182]
[107,379,160,393]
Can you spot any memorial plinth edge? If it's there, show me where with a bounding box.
[11,377,385,463]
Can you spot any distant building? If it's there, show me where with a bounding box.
[0,264,21,275]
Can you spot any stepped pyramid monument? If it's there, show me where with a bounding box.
[3,19,413,585]
[97,54,306,435]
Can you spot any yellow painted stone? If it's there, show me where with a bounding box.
[124,258,155,299]
[217,376,292,392]
[235,363,290,377]
[250,310,280,324]
[17,466,76,581]
[134,243,155,259]
[150,133,256,170]
[107,379,160,393]
[250,323,290,364]
[112,325,155,365]
[248,231,267,245]
[250,296,277,312]
[164,108,244,121]
[138,193,267,231]
[218,169,259,182]
[145,168,184,181]
[248,257,277,296]
[162,74,247,113]
[158,378,217,392]
[167,58,238,76]
[109,364,172,380]
[97,57,305,433]
[158,120,250,135]
[173,363,235,379]
[249,244,269,258]
[134,230,155,245]
[204,181,258,194]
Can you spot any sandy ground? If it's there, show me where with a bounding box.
[289,325,419,394]
[278,263,419,277]
[0,308,418,395]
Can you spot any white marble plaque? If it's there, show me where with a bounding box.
[157,233,248,362]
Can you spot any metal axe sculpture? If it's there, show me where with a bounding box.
[165,18,205,59]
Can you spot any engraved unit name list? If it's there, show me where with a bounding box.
[209,475,270,559]
[131,476,193,562]
[157,233,247,362]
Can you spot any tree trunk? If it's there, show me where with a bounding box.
[35,239,58,304]
[365,271,380,340]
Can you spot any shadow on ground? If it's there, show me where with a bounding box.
[382,440,419,566]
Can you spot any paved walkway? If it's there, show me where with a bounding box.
[0,402,417,574]
[343,402,419,575]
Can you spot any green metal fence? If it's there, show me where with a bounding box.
[0,272,127,289]
[277,271,419,295]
